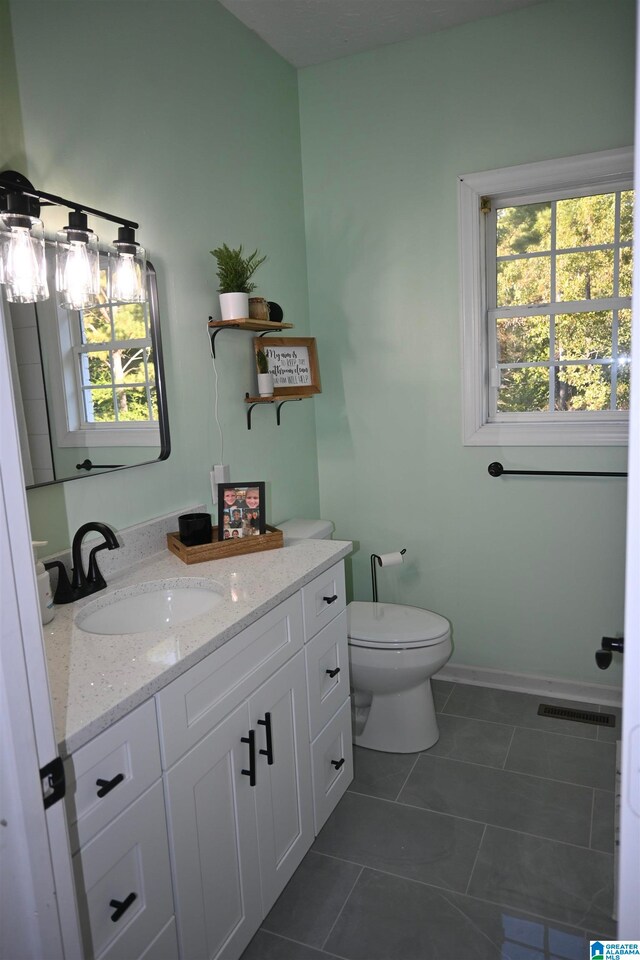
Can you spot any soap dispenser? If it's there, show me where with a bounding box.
[32,540,55,625]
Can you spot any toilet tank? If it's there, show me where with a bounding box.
[278,519,334,542]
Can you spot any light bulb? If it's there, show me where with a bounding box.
[110,225,147,303]
[111,252,141,301]
[0,216,49,303]
[56,212,100,311]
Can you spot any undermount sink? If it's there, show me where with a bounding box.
[76,578,224,635]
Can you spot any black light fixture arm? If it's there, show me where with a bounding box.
[0,170,138,231]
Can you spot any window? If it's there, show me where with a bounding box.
[49,252,159,448]
[74,263,157,429]
[459,148,633,445]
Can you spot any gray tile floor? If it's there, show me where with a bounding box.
[241,680,619,960]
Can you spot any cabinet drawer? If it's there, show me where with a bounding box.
[75,781,173,960]
[156,593,303,768]
[305,610,349,739]
[310,699,353,834]
[301,562,346,642]
[65,700,161,852]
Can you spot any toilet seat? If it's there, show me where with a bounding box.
[347,601,450,649]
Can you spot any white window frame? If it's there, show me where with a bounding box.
[43,252,158,448]
[459,147,633,446]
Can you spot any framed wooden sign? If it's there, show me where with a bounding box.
[254,338,321,397]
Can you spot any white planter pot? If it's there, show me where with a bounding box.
[257,372,274,397]
[219,291,249,321]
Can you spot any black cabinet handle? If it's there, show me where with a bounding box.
[323,594,338,604]
[96,773,125,798]
[241,730,256,786]
[258,712,274,765]
[109,892,137,922]
[325,666,340,679]
[331,758,345,770]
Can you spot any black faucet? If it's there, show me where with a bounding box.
[45,522,120,604]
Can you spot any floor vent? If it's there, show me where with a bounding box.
[537,704,616,727]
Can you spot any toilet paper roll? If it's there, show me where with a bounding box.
[378,552,405,567]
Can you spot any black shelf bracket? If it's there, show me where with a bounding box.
[208,319,240,358]
[245,395,303,430]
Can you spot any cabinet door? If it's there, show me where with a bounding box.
[164,703,261,960]
[250,650,314,914]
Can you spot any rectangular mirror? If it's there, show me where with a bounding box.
[4,245,170,487]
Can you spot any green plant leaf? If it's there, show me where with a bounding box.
[210,243,266,293]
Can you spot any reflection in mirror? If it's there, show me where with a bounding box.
[4,245,170,487]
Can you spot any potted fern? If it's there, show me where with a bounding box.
[255,347,274,397]
[210,243,266,321]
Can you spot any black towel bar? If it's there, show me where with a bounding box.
[488,461,627,479]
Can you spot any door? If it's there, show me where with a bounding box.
[0,299,82,959]
[164,702,262,960]
[618,8,640,934]
[250,649,314,914]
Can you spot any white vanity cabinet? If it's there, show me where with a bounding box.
[65,558,351,960]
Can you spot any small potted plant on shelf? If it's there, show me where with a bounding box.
[255,347,274,397]
[210,243,266,321]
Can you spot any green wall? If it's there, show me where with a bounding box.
[4,0,635,688]
[7,0,320,552]
[298,0,634,686]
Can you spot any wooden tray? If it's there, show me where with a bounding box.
[167,525,283,564]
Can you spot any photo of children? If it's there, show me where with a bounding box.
[217,482,266,542]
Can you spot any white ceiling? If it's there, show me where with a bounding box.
[217,0,548,68]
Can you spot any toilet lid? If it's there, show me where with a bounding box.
[347,601,450,647]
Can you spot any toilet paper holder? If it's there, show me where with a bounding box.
[371,549,406,602]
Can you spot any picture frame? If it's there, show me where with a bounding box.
[253,337,321,397]
[217,482,266,541]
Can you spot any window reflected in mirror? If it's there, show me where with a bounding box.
[3,244,170,487]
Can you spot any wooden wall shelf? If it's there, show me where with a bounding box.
[207,318,294,357]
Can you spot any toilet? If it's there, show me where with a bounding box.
[348,601,452,753]
[279,519,453,754]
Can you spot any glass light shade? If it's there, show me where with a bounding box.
[56,229,100,310]
[110,245,147,303]
[0,213,49,303]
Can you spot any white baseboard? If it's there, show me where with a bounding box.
[434,662,622,708]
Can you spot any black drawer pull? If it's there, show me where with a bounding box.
[241,730,256,786]
[323,594,338,604]
[331,758,345,770]
[96,773,125,798]
[258,712,274,765]
[109,892,137,922]
[325,667,341,678]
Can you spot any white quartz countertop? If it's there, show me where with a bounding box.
[44,538,352,756]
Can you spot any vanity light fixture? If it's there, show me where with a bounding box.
[0,169,147,309]
[110,225,147,303]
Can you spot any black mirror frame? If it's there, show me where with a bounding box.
[22,259,170,488]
